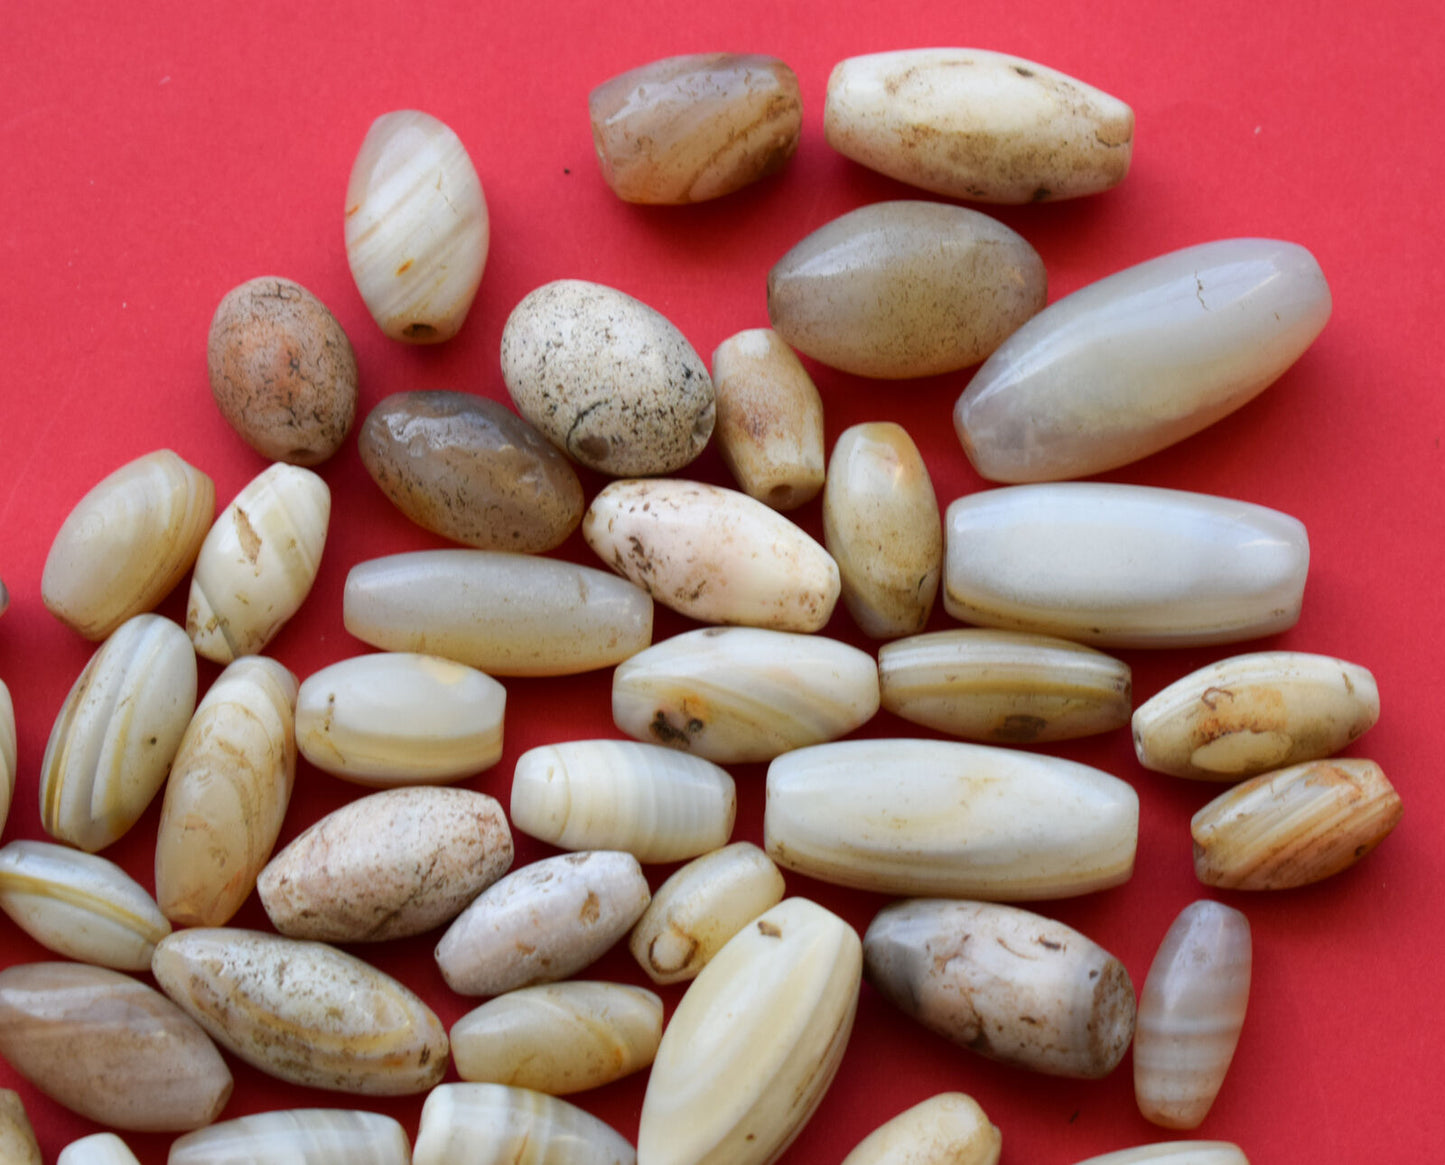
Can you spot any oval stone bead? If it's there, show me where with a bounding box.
[344,549,653,676]
[0,680,14,837]
[359,391,584,552]
[944,484,1310,648]
[57,1133,143,1165]
[1133,651,1379,780]
[258,787,513,942]
[589,53,802,204]
[0,962,232,1131]
[41,449,215,640]
[823,421,941,637]
[152,927,448,1095]
[295,652,505,786]
[879,629,1132,743]
[511,740,735,863]
[40,614,197,852]
[502,280,715,476]
[841,1093,1002,1165]
[765,738,1138,899]
[584,479,840,631]
[863,899,1136,1079]
[345,110,488,343]
[1070,1144,1249,1165]
[169,1110,412,1165]
[766,201,1046,379]
[825,48,1133,203]
[414,1083,636,1165]
[0,1089,41,1165]
[451,981,663,1093]
[955,239,1332,482]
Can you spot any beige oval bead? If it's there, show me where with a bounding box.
[345,109,488,343]
[637,898,861,1165]
[41,449,215,640]
[451,981,663,1093]
[169,1109,412,1165]
[629,842,786,985]
[57,1132,143,1165]
[1133,651,1379,780]
[1071,1144,1249,1165]
[295,652,505,786]
[435,851,651,997]
[584,479,839,631]
[767,201,1046,379]
[40,614,197,852]
[613,626,878,763]
[879,629,1132,743]
[415,1083,636,1165]
[0,839,171,970]
[841,1093,1002,1165]
[152,927,448,1095]
[823,422,941,637]
[589,53,801,204]
[0,962,232,1131]
[825,49,1133,204]
[0,680,13,836]
[187,462,331,663]
[0,1089,41,1165]
[1191,758,1402,890]
[711,328,825,511]
[154,656,298,928]
[258,786,513,943]
[343,549,654,677]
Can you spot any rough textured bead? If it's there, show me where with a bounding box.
[152,928,448,1095]
[414,1083,636,1165]
[1135,900,1251,1129]
[511,740,735,862]
[629,842,786,985]
[344,549,653,676]
[944,484,1309,647]
[612,626,879,763]
[768,200,1047,379]
[41,449,215,640]
[169,1110,411,1165]
[1070,1145,1249,1165]
[879,629,1132,743]
[187,462,330,663]
[259,786,513,942]
[0,1089,41,1165]
[0,962,232,1131]
[823,422,941,637]
[57,1133,143,1165]
[451,981,663,1093]
[295,652,505,786]
[584,480,839,631]
[590,53,802,204]
[1133,651,1379,780]
[766,739,1137,899]
[40,614,197,852]
[955,239,1332,482]
[154,656,298,928]
[345,110,488,343]
[711,328,825,511]
[0,680,13,837]
[865,899,1136,1078]
[840,1093,1002,1165]
[825,48,1133,203]
[1191,758,1402,890]
[637,898,861,1165]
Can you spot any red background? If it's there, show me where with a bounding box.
[2,1,1441,1160]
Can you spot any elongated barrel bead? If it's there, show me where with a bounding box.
[1069,1144,1249,1165]
[840,1093,1001,1165]
[169,1109,412,1165]
[415,1083,636,1165]
[0,1090,40,1165]
[0,680,12,837]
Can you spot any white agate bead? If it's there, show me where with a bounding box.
[57,1133,142,1165]
[414,1083,636,1165]
[1069,1144,1249,1165]
[840,1092,1002,1165]
[169,1110,411,1165]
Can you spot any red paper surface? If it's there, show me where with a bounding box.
[2,1,1441,1160]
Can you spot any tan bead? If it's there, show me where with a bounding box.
[414,1084,637,1165]
[0,680,13,837]
[841,1093,1002,1165]
[0,1089,41,1165]
[169,1110,411,1165]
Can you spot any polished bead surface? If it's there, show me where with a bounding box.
[56,1132,142,1165]
[0,1089,41,1165]
[414,1083,636,1165]
[0,681,13,838]
[1070,1144,1249,1165]
[840,1092,1002,1165]
[169,1109,412,1165]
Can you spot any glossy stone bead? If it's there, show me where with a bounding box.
[879,629,1132,743]
[154,656,298,928]
[258,787,513,943]
[0,962,232,1131]
[169,1110,411,1165]
[57,1133,142,1165]
[41,449,215,639]
[294,652,505,786]
[344,549,653,676]
[767,200,1046,378]
[840,1093,1001,1165]
[955,239,1332,482]
[0,680,13,836]
[590,53,802,204]
[823,421,941,637]
[414,1083,636,1165]
[345,110,488,343]
[1133,651,1379,780]
[0,1089,41,1165]
[1191,758,1402,890]
[711,328,825,511]
[1070,1144,1249,1165]
[944,484,1309,647]
[1135,900,1251,1129]
[359,391,584,551]
[864,899,1136,1078]
[584,479,839,631]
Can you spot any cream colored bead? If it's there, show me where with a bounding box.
[0,679,13,837]
[840,1093,1002,1165]
[169,1110,411,1165]
[57,1133,143,1165]
[0,1089,41,1165]
[415,1083,637,1165]
[1069,1144,1249,1165]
